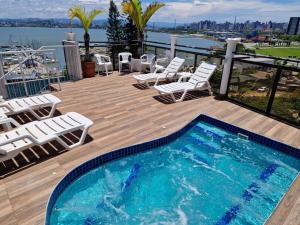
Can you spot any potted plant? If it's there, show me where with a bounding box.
[68,6,103,78]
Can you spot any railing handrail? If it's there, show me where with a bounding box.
[233,57,300,72]
[234,51,300,64]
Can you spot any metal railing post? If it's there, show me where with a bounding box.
[53,51,61,91]
[193,54,198,72]
[112,47,116,70]
[0,55,8,99]
[266,68,282,114]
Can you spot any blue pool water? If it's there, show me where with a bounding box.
[49,121,300,225]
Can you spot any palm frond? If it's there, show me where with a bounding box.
[68,6,103,32]
[142,2,165,29]
[68,6,85,22]
[85,9,104,31]
[122,1,142,32]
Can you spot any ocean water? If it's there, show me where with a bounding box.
[0,27,221,48]
[0,27,222,70]
[49,121,300,225]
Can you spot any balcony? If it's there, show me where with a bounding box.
[0,72,299,225]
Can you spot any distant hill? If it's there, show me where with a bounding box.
[0,18,181,29]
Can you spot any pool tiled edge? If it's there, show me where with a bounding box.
[45,114,300,225]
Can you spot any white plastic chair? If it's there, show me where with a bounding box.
[118,52,132,74]
[140,54,156,72]
[94,54,113,76]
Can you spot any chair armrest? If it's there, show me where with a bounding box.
[194,80,208,88]
[178,76,186,83]
[154,64,165,71]
[102,55,111,62]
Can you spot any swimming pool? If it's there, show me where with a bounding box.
[46,115,300,225]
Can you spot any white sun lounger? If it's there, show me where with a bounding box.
[0,112,93,163]
[0,94,61,120]
[154,62,217,102]
[133,57,185,88]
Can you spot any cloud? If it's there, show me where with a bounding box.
[0,0,299,22]
[154,0,300,22]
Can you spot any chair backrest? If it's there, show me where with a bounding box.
[188,62,217,86]
[141,54,156,64]
[164,57,185,74]
[119,52,132,62]
[94,54,110,63]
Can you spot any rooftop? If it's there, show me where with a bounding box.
[0,72,299,225]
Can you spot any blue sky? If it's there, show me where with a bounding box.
[0,0,299,23]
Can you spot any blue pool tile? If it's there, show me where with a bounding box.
[121,163,141,191]
[215,204,242,225]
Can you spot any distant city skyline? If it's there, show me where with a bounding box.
[0,0,299,23]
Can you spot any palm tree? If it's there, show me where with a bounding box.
[122,0,165,42]
[68,6,103,61]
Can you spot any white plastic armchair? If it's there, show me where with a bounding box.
[118,52,132,74]
[94,54,113,76]
[140,54,156,72]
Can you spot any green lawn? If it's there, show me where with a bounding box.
[255,47,300,58]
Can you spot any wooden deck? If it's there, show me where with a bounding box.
[0,72,299,225]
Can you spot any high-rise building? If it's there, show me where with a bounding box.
[287,17,300,35]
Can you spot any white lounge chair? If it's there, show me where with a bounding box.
[0,94,61,120]
[0,112,93,163]
[154,62,217,102]
[133,57,185,88]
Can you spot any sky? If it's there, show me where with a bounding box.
[0,0,299,23]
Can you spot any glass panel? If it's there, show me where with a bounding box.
[228,60,277,112]
[175,50,195,72]
[156,47,170,59]
[271,69,300,125]
[197,55,224,94]
[144,46,155,55]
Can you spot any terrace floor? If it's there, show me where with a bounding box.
[0,72,300,225]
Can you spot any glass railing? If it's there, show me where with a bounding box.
[0,46,71,99]
[228,57,300,127]
[271,69,300,125]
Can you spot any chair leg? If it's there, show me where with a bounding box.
[68,127,89,149]
[177,90,188,102]
[105,65,109,76]
[145,81,150,88]
[207,83,213,96]
[170,93,177,102]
